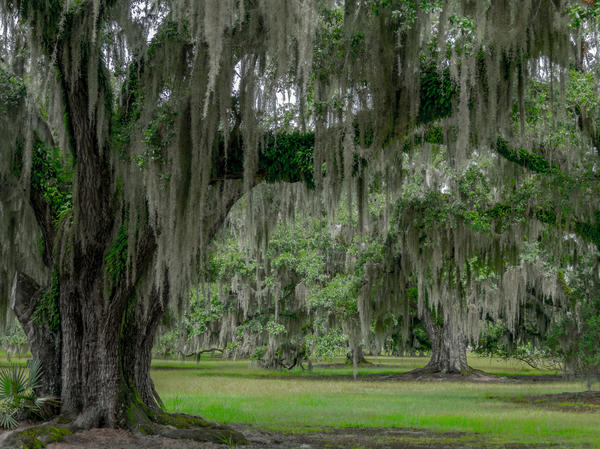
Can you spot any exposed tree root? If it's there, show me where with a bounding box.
[0,422,76,449]
[128,407,247,445]
[0,409,246,449]
[401,366,509,382]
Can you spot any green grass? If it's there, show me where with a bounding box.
[0,353,30,367]
[152,355,598,448]
[151,353,558,377]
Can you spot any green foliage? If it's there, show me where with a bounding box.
[30,134,73,224]
[0,360,58,429]
[418,66,455,124]
[305,328,348,360]
[154,329,181,359]
[17,0,65,53]
[0,69,26,114]
[268,218,332,284]
[134,103,176,169]
[495,137,558,175]
[567,1,600,29]
[169,199,379,367]
[147,21,188,59]
[112,62,144,157]
[575,212,600,248]
[312,6,348,83]
[475,322,562,371]
[265,320,287,337]
[308,273,360,319]
[0,324,28,360]
[33,271,60,333]
[184,288,227,337]
[566,69,600,117]
[547,252,600,380]
[250,345,267,362]
[370,1,441,21]
[105,222,128,282]
[259,132,315,188]
[208,240,256,281]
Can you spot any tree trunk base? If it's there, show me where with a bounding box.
[0,409,247,449]
[128,407,247,445]
[402,365,506,382]
[345,347,371,366]
[123,398,247,445]
[408,364,476,376]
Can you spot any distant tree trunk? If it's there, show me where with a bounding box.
[421,309,471,374]
[346,345,369,365]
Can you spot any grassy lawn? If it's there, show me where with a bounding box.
[0,353,30,366]
[152,355,599,448]
[151,354,559,377]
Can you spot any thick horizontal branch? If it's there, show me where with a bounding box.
[211,131,315,187]
[495,137,559,175]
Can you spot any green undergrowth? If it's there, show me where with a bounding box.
[152,355,597,448]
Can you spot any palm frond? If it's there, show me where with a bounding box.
[0,364,28,399]
[0,360,61,428]
[0,407,18,429]
[26,359,44,391]
[32,396,60,419]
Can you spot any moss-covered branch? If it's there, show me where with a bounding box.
[494,136,600,248]
[495,136,559,175]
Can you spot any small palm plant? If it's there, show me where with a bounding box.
[0,359,58,429]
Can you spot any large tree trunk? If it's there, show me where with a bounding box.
[10,272,61,397]
[5,1,283,444]
[11,223,246,445]
[123,289,165,412]
[421,309,471,375]
[56,229,159,428]
[5,5,245,436]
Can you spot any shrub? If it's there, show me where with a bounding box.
[0,360,58,429]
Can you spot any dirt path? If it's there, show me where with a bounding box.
[40,425,563,449]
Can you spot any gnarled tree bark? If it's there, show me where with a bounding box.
[10,271,61,397]
[421,308,471,375]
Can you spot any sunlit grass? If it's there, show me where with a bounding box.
[0,352,30,367]
[152,355,597,447]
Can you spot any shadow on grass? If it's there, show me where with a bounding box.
[495,391,600,413]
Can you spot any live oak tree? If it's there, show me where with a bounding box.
[0,0,598,444]
[0,0,313,440]
[172,185,357,370]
